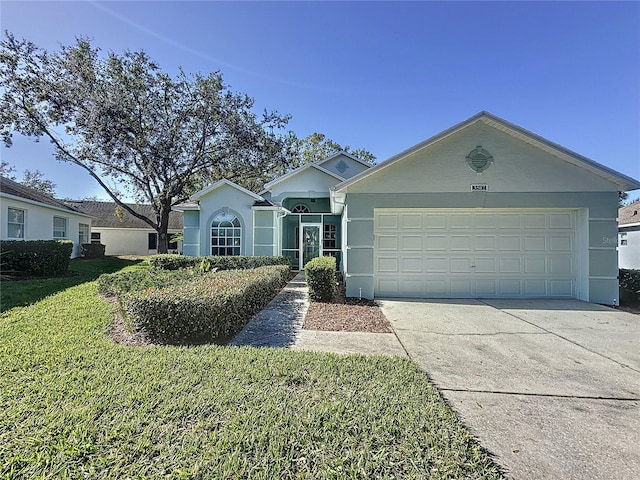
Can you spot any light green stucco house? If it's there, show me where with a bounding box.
[175,112,640,305]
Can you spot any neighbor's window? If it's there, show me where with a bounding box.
[7,207,25,239]
[53,216,67,239]
[78,223,90,244]
[211,212,241,256]
[620,233,628,246]
[91,232,101,243]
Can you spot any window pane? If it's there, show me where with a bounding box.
[8,208,24,224]
[8,223,23,239]
[53,216,67,238]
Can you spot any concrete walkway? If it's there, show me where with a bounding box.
[230,272,406,356]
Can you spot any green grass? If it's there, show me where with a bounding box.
[0,259,502,479]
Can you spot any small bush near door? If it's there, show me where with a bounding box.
[305,256,336,302]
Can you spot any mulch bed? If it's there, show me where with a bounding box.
[303,275,392,333]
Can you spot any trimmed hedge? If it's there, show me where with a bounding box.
[125,265,290,343]
[620,269,640,295]
[304,256,336,302]
[97,268,200,297]
[148,254,290,271]
[0,240,73,277]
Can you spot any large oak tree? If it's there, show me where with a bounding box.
[0,33,294,252]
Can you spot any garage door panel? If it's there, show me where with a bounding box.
[425,236,448,250]
[377,257,398,272]
[499,257,521,273]
[374,209,577,299]
[425,257,448,273]
[401,235,422,251]
[500,236,521,251]
[524,236,546,251]
[451,235,472,251]
[475,235,497,251]
[499,279,522,295]
[550,235,573,251]
[475,257,497,273]
[401,213,422,229]
[476,279,497,296]
[377,235,398,251]
[401,257,422,273]
[524,213,546,229]
[451,257,473,273]
[549,213,572,229]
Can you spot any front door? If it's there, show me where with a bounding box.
[301,224,321,269]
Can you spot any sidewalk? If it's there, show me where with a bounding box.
[230,272,407,357]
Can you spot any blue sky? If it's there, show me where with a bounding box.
[1,1,639,199]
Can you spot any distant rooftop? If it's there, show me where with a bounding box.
[67,200,183,229]
[619,199,640,226]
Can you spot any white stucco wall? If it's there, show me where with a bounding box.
[619,226,640,269]
[195,183,257,257]
[1,196,91,258]
[92,227,182,256]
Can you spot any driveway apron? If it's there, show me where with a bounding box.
[380,299,640,480]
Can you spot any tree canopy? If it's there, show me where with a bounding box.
[1,161,57,196]
[290,132,376,169]
[0,32,294,252]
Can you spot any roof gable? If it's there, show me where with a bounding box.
[189,179,263,202]
[334,112,640,193]
[262,163,345,192]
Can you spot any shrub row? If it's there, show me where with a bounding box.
[0,240,73,277]
[125,265,290,343]
[620,269,640,295]
[148,254,290,271]
[304,256,336,302]
[97,268,200,297]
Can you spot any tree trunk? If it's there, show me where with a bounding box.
[156,209,171,254]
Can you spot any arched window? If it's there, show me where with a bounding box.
[211,212,241,256]
[291,204,310,213]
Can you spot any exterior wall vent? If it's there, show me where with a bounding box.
[466,146,494,173]
[336,160,348,174]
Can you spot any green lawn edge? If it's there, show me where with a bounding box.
[0,258,503,479]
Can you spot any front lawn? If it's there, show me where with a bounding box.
[0,258,502,479]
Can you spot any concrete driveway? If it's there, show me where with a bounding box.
[380,299,640,480]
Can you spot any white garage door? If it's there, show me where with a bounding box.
[374,209,578,298]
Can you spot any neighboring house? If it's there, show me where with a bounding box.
[68,201,183,256]
[176,112,640,304]
[0,176,92,258]
[618,200,640,269]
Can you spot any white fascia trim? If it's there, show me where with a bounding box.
[251,206,281,211]
[0,193,93,218]
[172,205,200,212]
[189,179,264,202]
[332,111,640,193]
[619,222,640,229]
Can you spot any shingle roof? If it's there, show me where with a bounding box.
[68,200,183,229]
[0,176,90,216]
[619,200,640,226]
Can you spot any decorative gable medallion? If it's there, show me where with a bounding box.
[335,160,348,174]
[466,146,494,173]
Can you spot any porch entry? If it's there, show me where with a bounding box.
[281,213,341,270]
